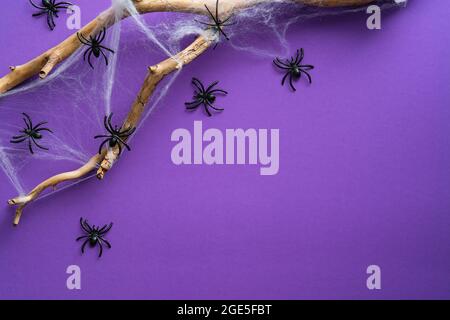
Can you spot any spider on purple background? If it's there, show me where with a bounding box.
[185,77,228,117]
[273,48,314,91]
[76,218,113,258]
[29,0,73,31]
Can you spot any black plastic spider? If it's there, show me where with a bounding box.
[76,218,112,258]
[10,113,53,155]
[29,0,73,31]
[195,0,235,49]
[94,113,136,155]
[273,48,314,92]
[185,78,228,117]
[77,28,115,69]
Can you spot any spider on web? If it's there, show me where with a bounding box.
[77,28,115,69]
[94,113,136,155]
[29,0,73,31]
[195,0,235,49]
[10,113,53,155]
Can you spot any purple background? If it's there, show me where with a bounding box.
[0,0,449,299]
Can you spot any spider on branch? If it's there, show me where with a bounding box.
[77,28,115,69]
[94,113,136,155]
[10,113,53,155]
[76,218,113,258]
[273,48,314,92]
[195,0,235,49]
[185,78,228,117]
[29,0,73,31]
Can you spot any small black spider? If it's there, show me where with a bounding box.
[10,113,53,154]
[76,218,112,258]
[185,78,228,117]
[77,28,115,69]
[29,0,73,31]
[94,113,136,155]
[195,0,235,49]
[273,48,314,92]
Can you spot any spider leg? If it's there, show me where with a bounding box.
[116,137,131,151]
[35,127,53,133]
[281,71,290,86]
[206,101,224,112]
[94,135,111,139]
[204,5,219,26]
[203,103,212,117]
[48,12,56,30]
[32,12,48,17]
[119,126,136,136]
[221,22,236,28]
[98,46,115,54]
[99,49,109,66]
[194,20,216,28]
[273,60,291,70]
[97,139,110,155]
[185,99,202,106]
[205,81,219,92]
[31,137,49,151]
[81,217,93,232]
[10,137,27,144]
[55,2,74,7]
[301,70,313,84]
[293,49,300,64]
[288,74,297,92]
[192,78,206,93]
[28,140,34,154]
[76,235,88,241]
[54,3,73,10]
[298,48,305,64]
[107,113,115,133]
[118,130,135,139]
[33,121,48,129]
[99,222,113,235]
[275,58,290,68]
[99,238,112,249]
[300,64,314,71]
[11,134,27,140]
[103,115,114,135]
[215,0,219,22]
[77,32,90,45]
[96,28,106,43]
[81,239,89,254]
[216,27,230,41]
[209,89,228,95]
[80,32,92,44]
[29,0,46,10]
[186,101,202,110]
[22,113,32,130]
[97,241,104,258]
[87,50,94,69]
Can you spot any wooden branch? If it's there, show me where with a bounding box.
[7,152,105,225]
[5,0,375,224]
[0,0,372,94]
[97,31,215,179]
